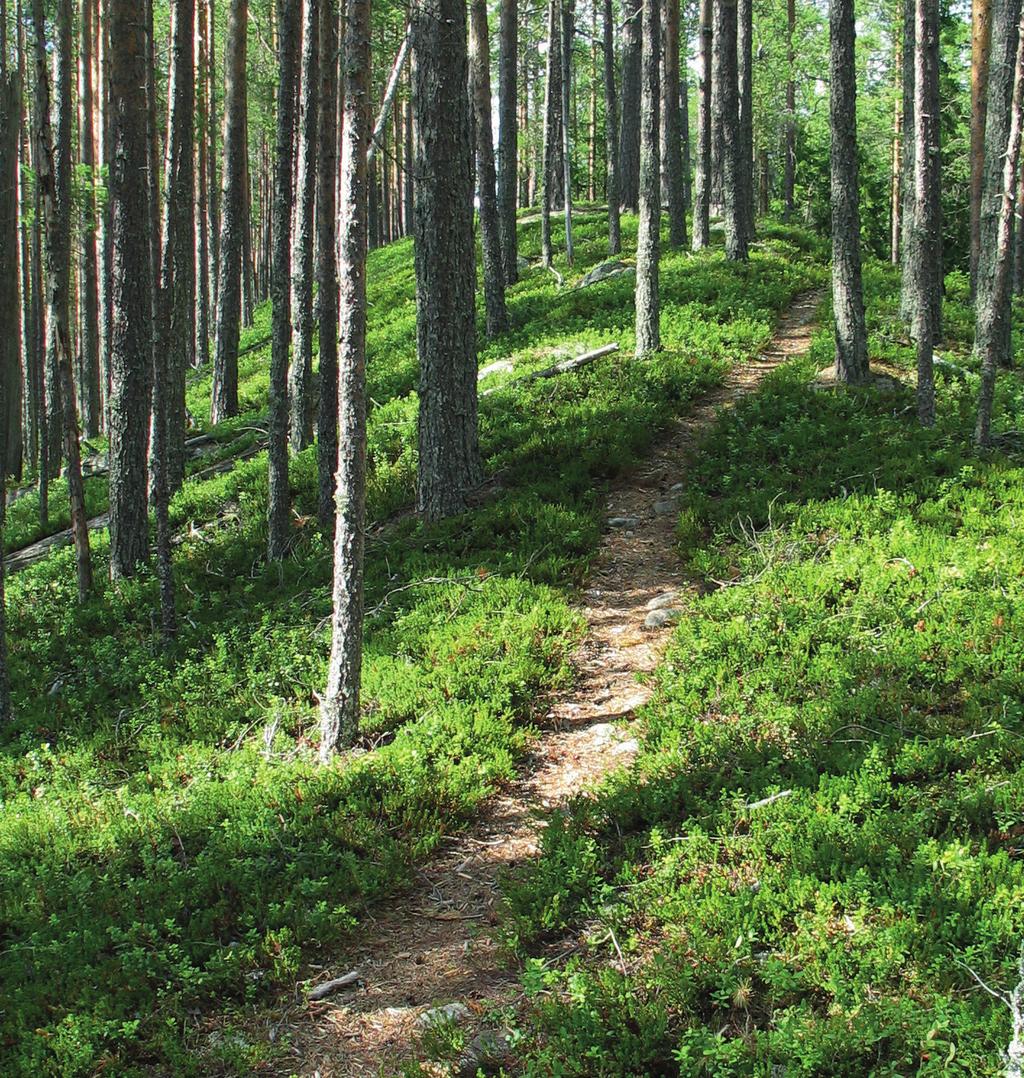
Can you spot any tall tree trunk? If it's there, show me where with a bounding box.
[290,0,319,452]
[207,0,221,328]
[33,0,94,599]
[692,0,712,248]
[829,0,869,383]
[470,0,510,336]
[891,44,902,265]
[212,0,248,423]
[681,60,692,210]
[78,0,101,439]
[1014,166,1024,293]
[95,0,112,417]
[783,0,795,220]
[560,0,575,264]
[737,0,754,238]
[413,0,483,522]
[899,0,917,324]
[636,0,661,355]
[317,0,340,533]
[320,0,372,759]
[541,0,560,266]
[588,0,598,201]
[603,0,621,253]
[975,0,1023,443]
[970,0,994,294]
[0,68,11,723]
[107,0,153,579]
[912,0,941,424]
[661,0,687,247]
[196,0,211,366]
[268,0,301,562]
[498,0,518,283]
[714,0,746,260]
[619,0,642,210]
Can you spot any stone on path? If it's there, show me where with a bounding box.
[644,607,682,629]
[418,1002,470,1029]
[646,592,679,611]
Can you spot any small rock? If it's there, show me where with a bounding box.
[608,515,640,529]
[517,255,530,272]
[576,259,635,289]
[614,738,640,756]
[644,607,682,629]
[457,1029,511,1077]
[653,499,680,516]
[669,482,685,494]
[587,722,616,744]
[646,592,678,611]
[418,1002,470,1029]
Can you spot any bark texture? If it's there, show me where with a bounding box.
[783,0,796,219]
[541,0,560,266]
[413,0,483,522]
[498,0,519,283]
[0,66,15,722]
[970,0,993,291]
[714,0,747,260]
[603,0,621,253]
[78,0,101,438]
[661,0,687,247]
[619,0,643,210]
[692,0,712,249]
[636,0,661,356]
[737,0,754,238]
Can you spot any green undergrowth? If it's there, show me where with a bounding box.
[0,215,821,1074]
[501,264,1024,1075]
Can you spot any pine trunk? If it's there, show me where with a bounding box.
[78,0,101,439]
[619,0,642,211]
[783,0,795,219]
[661,0,687,247]
[714,0,746,260]
[970,0,993,293]
[636,0,661,355]
[498,0,519,283]
[692,0,712,248]
[560,0,574,264]
[603,0,621,253]
[899,0,917,323]
[737,0,754,238]
[541,0,559,266]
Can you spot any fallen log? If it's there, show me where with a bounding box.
[480,343,619,397]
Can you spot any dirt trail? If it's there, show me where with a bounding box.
[219,289,824,1076]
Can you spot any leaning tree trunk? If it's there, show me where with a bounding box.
[970,0,993,294]
[291,0,319,453]
[268,0,301,562]
[541,0,560,266]
[661,0,687,247]
[212,0,248,423]
[714,0,747,260]
[912,0,941,424]
[783,0,796,219]
[975,0,1024,444]
[603,0,621,253]
[829,0,869,383]
[636,0,661,356]
[692,0,712,248]
[498,0,518,283]
[413,0,484,522]
[317,0,341,533]
[619,0,642,211]
[470,0,510,336]
[33,0,94,600]
[320,0,372,759]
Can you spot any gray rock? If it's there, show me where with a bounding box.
[418,1002,470,1029]
[608,515,640,529]
[646,592,679,610]
[576,259,635,289]
[669,482,685,494]
[644,607,682,629]
[457,1030,511,1077]
[653,498,680,516]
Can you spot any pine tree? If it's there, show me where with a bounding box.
[603,0,621,253]
[692,0,712,248]
[661,0,687,247]
[636,0,661,355]
[714,0,747,260]
[498,0,519,283]
[619,0,643,210]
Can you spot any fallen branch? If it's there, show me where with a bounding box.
[745,789,793,811]
[307,970,361,1001]
[480,343,619,397]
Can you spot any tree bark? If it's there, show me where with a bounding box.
[413,0,483,522]
[714,0,746,260]
[541,0,560,266]
[890,45,902,265]
[681,59,692,211]
[560,0,575,264]
[899,0,917,324]
[619,0,642,211]
[603,0,621,253]
[290,0,319,452]
[498,0,518,283]
[829,0,869,383]
[737,0,754,238]
[212,0,248,423]
[196,0,211,367]
[470,0,510,336]
[661,0,687,247]
[783,0,795,219]
[320,0,372,759]
[317,0,340,533]
[78,0,101,439]
[692,0,712,248]
[636,0,661,356]
[0,69,10,721]
[970,0,994,294]
[975,0,1023,444]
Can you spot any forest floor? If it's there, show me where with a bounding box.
[241,289,824,1077]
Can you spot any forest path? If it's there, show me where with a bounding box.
[220,288,823,1076]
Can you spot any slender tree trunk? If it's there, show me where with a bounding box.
[619,0,642,211]
[498,0,518,283]
[560,0,575,264]
[541,0,559,266]
[661,0,687,246]
[636,0,661,355]
[714,0,746,260]
[268,0,301,562]
[212,0,248,423]
[975,0,1023,443]
[970,0,994,294]
[96,0,113,420]
[899,0,917,323]
[912,0,941,424]
[78,0,101,439]
[783,0,795,220]
[320,0,372,758]
[471,0,510,335]
[413,0,483,521]
[891,44,902,265]
[588,0,598,201]
[737,0,754,238]
[692,0,712,248]
[681,61,692,211]
[0,67,11,721]
[830,0,869,383]
[196,0,211,366]
[1014,166,1024,293]
[207,0,221,326]
[603,0,621,253]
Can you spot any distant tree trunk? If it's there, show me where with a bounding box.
[498,0,518,283]
[107,0,152,580]
[715,0,746,260]
[737,0,754,238]
[212,0,248,423]
[290,0,319,452]
[196,0,211,366]
[320,0,372,759]
[783,0,795,219]
[899,0,916,323]
[975,0,1023,444]
[560,0,575,264]
[413,0,483,522]
[890,46,902,265]
[78,0,101,439]
[692,0,712,248]
[588,0,598,200]
[636,0,661,355]
[95,0,113,418]
[681,63,692,211]
[541,0,559,266]
[268,0,301,562]
[33,0,94,599]
[471,0,510,335]
[619,0,642,211]
[661,0,687,247]
[1,61,20,482]
[829,0,869,383]
[317,0,340,533]
[912,0,941,424]
[207,0,221,325]
[603,0,621,253]
[970,0,993,294]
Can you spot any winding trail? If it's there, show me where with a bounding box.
[216,288,824,1076]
